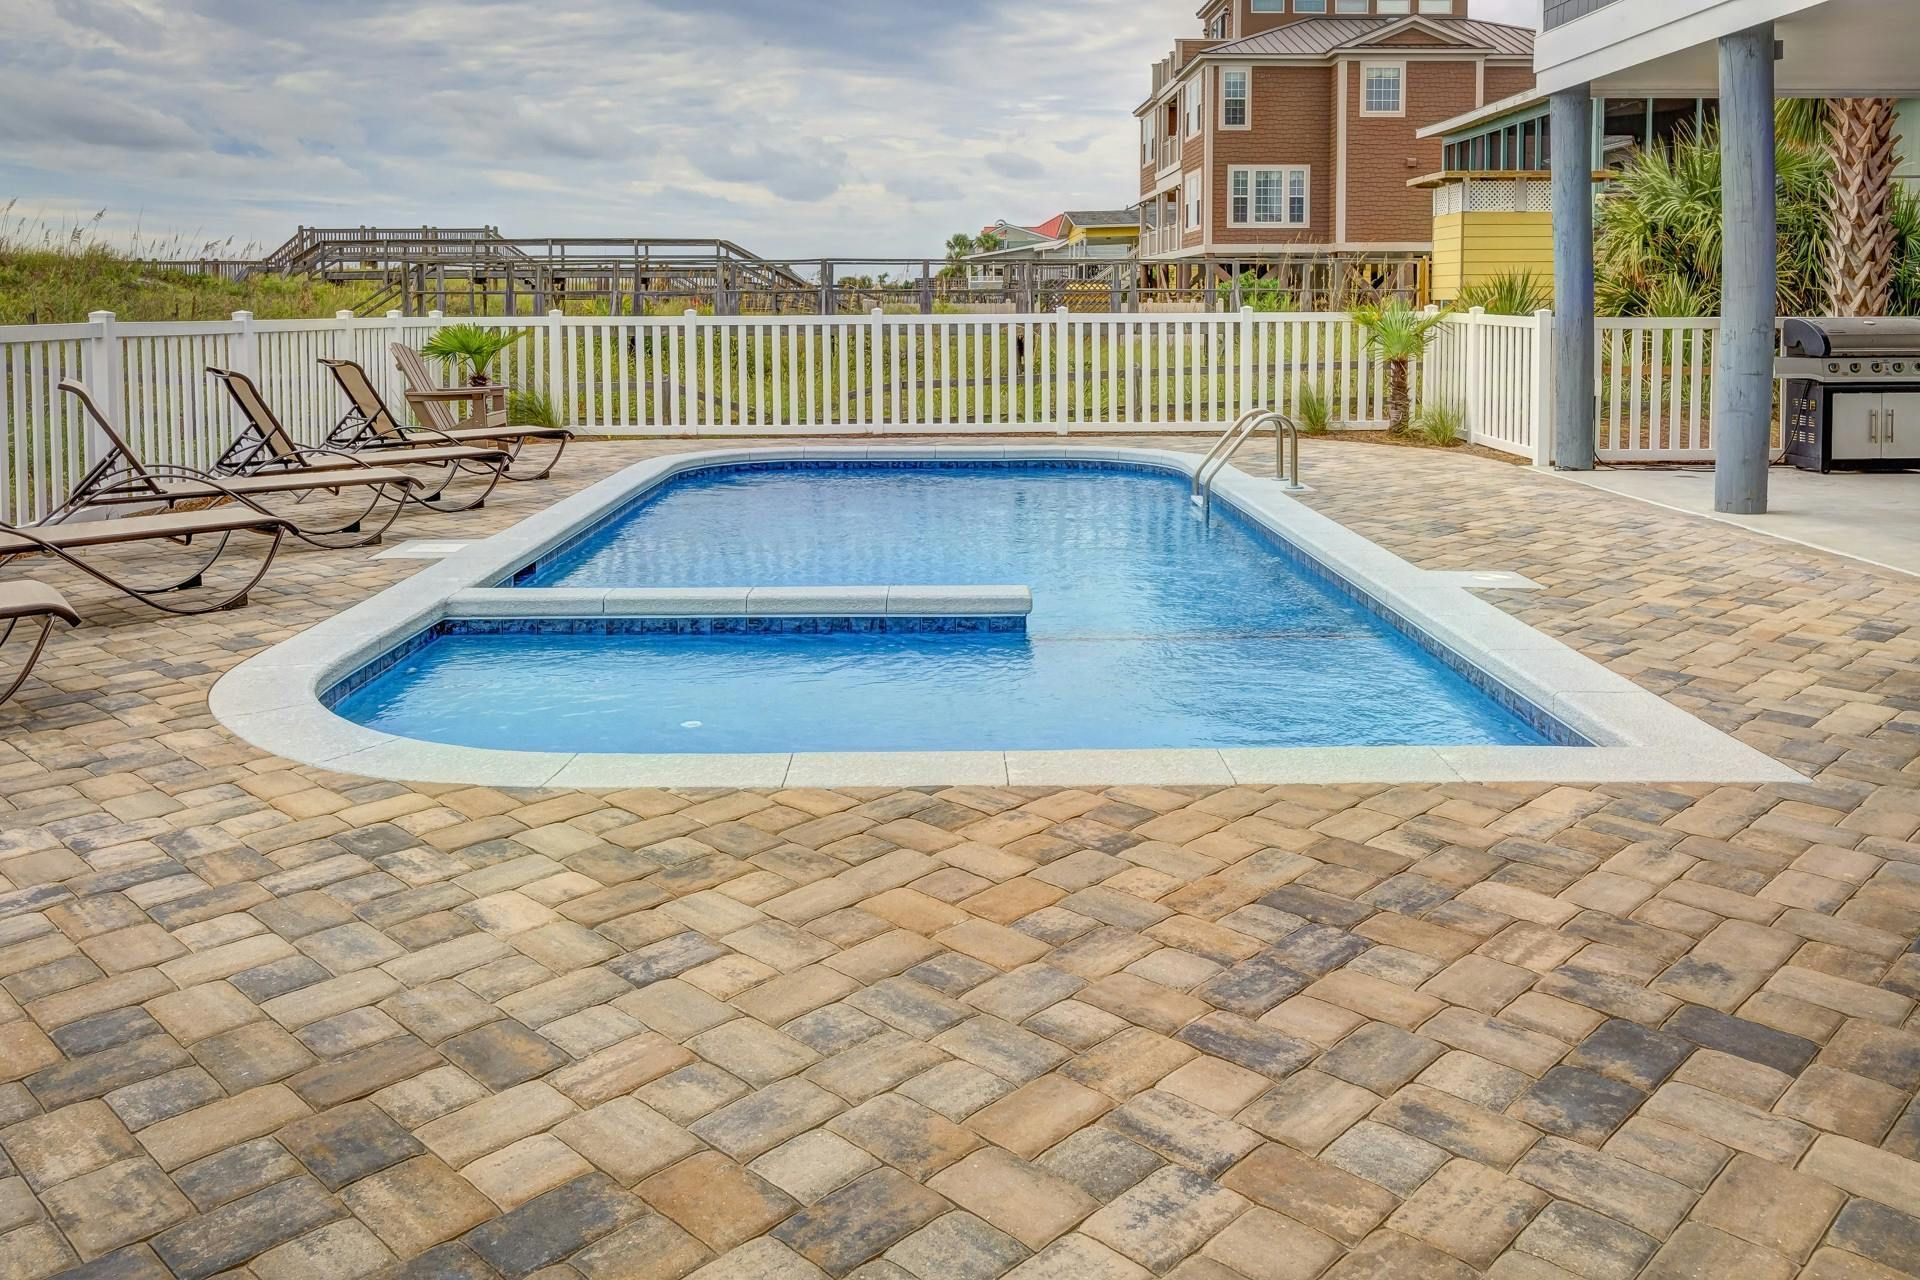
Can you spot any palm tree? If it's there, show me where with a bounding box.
[1823,99,1902,317]
[1350,301,1451,434]
[420,324,527,386]
[942,231,977,280]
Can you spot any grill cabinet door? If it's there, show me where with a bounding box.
[1830,394,1883,460]
[1880,392,1920,459]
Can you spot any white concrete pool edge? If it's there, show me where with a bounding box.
[208,445,1803,789]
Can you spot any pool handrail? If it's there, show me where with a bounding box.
[1192,407,1303,517]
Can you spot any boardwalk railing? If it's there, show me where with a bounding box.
[7,304,1721,526]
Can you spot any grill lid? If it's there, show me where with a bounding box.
[1781,317,1920,358]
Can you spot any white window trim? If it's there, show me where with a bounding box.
[1184,171,1203,232]
[1219,66,1251,131]
[1141,117,1153,166]
[1183,78,1204,139]
[1359,61,1406,118]
[1225,165,1312,228]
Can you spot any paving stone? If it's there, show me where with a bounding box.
[172,1138,304,1212]
[1099,1089,1260,1177]
[251,1219,395,1280]
[1319,1120,1451,1196]
[884,1211,1029,1280]
[751,1131,881,1205]
[1825,1198,1920,1277]
[1174,1012,1317,1080]
[340,1155,499,1256]
[150,1175,346,1280]
[1221,1141,1397,1244]
[1508,1066,1646,1143]
[1565,1018,1692,1091]
[441,1019,570,1089]
[1512,1137,1696,1239]
[41,1157,193,1260]
[1237,1070,1379,1154]
[1035,1127,1163,1201]
[692,1080,848,1162]
[0,1099,141,1191]
[1777,1065,1909,1143]
[1664,1005,1818,1076]
[1001,1234,1151,1280]
[1640,1222,1795,1280]
[1199,1206,1342,1280]
[1801,1135,1920,1218]
[555,1097,703,1185]
[279,1101,424,1191]
[774,1167,952,1275]
[1318,1022,1447,1095]
[568,1210,712,1280]
[1370,1084,1539,1168]
[1638,1082,1814,1163]
[1512,1201,1658,1280]
[638,1151,798,1251]
[1320,1230,1477,1280]
[927,1148,1097,1250]
[1386,1158,1548,1268]
[1079,1165,1247,1271]
[464,1173,646,1277]
[1693,1152,1845,1262]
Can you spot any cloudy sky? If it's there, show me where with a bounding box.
[2,0,1536,261]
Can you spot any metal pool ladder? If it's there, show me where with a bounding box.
[1191,408,1303,518]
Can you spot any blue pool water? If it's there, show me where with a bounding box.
[333,462,1556,753]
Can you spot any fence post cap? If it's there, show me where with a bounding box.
[1534,308,1554,320]
[548,309,565,319]
[1241,305,1255,316]
[1469,306,1487,316]
[871,308,885,318]
[86,310,116,323]
[683,308,698,318]
[231,310,254,322]
[335,310,355,320]
[427,310,444,319]
[386,310,403,320]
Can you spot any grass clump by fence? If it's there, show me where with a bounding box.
[0,205,383,324]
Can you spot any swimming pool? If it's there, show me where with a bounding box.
[211,444,1801,787]
[327,462,1556,754]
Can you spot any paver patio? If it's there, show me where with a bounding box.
[2,436,1918,1280]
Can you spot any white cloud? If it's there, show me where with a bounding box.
[0,0,1537,258]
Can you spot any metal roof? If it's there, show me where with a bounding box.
[1063,210,1138,228]
[1207,16,1534,59]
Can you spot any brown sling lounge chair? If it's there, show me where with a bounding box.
[53,379,422,549]
[208,367,509,514]
[0,505,291,615]
[378,344,571,480]
[0,581,79,706]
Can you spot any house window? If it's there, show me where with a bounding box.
[1221,69,1249,128]
[1289,0,1328,10]
[1361,63,1404,115]
[1336,0,1369,11]
[1141,118,1153,165]
[1227,166,1310,227]
[1183,79,1204,137]
[1418,0,1453,9]
[1375,0,1410,10]
[1185,173,1203,230]
[1250,0,1287,9]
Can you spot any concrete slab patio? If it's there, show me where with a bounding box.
[1561,463,1920,580]
[1,436,1917,1280]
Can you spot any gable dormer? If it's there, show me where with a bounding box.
[1240,0,1463,36]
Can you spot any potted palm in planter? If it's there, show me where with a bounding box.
[1351,301,1451,435]
[421,323,527,387]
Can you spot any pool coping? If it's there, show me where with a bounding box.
[208,445,1803,788]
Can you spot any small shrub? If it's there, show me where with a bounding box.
[1294,384,1332,435]
[508,388,559,429]
[1414,401,1465,446]
[1456,270,1552,316]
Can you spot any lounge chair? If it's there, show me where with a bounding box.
[208,367,509,513]
[0,505,290,615]
[379,344,571,480]
[0,581,79,706]
[53,379,422,549]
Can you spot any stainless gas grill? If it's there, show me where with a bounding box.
[1778,318,1920,472]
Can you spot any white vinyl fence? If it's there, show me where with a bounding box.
[3,304,1729,526]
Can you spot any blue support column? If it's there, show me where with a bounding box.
[1715,23,1777,514]
[1551,88,1596,470]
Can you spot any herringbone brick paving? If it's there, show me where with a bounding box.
[1,438,1917,1280]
